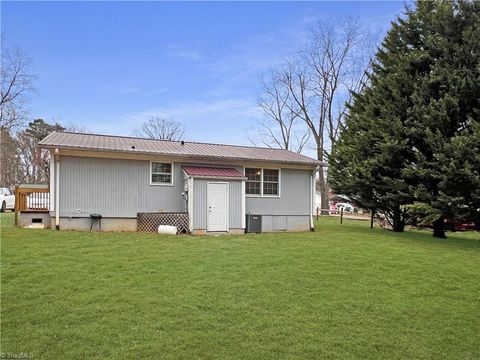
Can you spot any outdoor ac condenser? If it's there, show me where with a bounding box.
[246,214,262,233]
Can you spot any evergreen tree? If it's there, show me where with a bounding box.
[329,5,420,232]
[330,0,480,236]
[405,1,480,237]
[436,123,480,231]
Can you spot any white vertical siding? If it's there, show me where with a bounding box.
[228,181,242,229]
[245,169,311,216]
[59,156,185,217]
[192,179,243,230]
[193,180,207,229]
[58,155,312,233]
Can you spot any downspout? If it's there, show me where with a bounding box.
[310,165,321,231]
[241,167,246,231]
[54,148,60,230]
[188,176,194,233]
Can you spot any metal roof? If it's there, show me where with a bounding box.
[39,132,321,166]
[18,184,49,189]
[183,166,245,178]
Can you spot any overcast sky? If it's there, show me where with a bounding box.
[2,1,405,147]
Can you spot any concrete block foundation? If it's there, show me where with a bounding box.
[55,217,137,232]
[19,212,52,228]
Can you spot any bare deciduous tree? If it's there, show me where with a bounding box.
[0,47,35,131]
[249,73,309,153]
[133,117,185,141]
[275,17,374,211]
[16,119,66,184]
[4,119,84,187]
[0,129,21,187]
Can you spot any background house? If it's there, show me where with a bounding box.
[38,132,321,234]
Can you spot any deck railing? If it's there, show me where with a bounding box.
[14,184,50,226]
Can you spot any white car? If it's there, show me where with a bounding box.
[0,187,15,212]
[336,202,355,212]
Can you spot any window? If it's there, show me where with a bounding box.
[263,169,279,195]
[151,162,173,185]
[246,168,261,195]
[245,168,280,196]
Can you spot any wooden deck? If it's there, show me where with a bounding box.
[14,184,50,226]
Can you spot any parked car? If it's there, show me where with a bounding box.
[413,217,477,232]
[444,219,476,232]
[0,187,15,212]
[335,202,356,212]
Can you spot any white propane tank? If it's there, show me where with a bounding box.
[158,225,178,235]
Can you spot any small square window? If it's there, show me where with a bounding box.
[246,168,261,181]
[263,182,278,195]
[151,162,173,185]
[263,169,279,182]
[246,181,261,195]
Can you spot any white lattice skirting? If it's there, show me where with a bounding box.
[137,212,189,234]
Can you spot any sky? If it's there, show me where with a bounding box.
[2,1,406,147]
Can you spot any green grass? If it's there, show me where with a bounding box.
[1,213,479,360]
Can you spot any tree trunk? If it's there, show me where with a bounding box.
[391,208,405,232]
[432,217,446,238]
[320,188,329,215]
[473,216,480,231]
[317,166,329,215]
[474,220,480,232]
[316,145,330,215]
[392,222,405,232]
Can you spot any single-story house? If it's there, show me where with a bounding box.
[38,132,322,234]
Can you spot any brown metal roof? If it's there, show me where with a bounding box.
[183,166,245,178]
[39,132,322,166]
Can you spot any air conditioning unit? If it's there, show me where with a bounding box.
[246,214,262,233]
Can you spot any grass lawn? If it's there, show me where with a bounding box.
[1,213,479,359]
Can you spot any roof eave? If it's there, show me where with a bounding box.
[187,175,248,181]
[39,144,324,167]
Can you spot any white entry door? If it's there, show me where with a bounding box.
[207,182,229,232]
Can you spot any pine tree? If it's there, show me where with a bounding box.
[330,0,480,236]
[405,1,480,237]
[437,123,480,231]
[329,4,422,232]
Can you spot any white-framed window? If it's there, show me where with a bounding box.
[263,169,279,195]
[245,168,262,195]
[245,167,280,197]
[150,162,174,186]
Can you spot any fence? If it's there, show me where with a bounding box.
[315,208,340,218]
[315,206,375,227]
